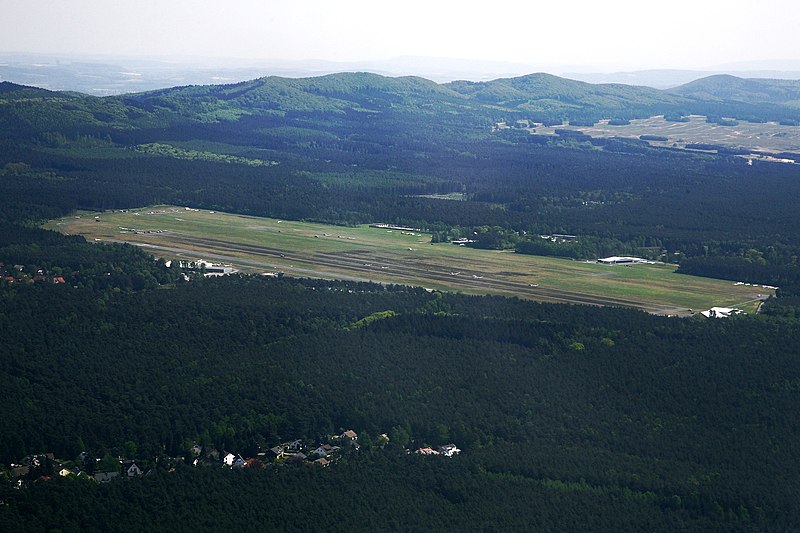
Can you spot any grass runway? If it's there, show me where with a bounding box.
[47,206,772,315]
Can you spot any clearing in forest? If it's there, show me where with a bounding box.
[47,206,772,315]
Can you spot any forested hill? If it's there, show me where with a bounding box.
[2,274,800,530]
[4,71,800,132]
[669,74,800,107]
[131,72,466,112]
[445,72,691,120]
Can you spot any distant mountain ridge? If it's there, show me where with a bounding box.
[445,73,689,113]
[668,74,800,108]
[4,72,800,137]
[564,69,800,90]
[124,71,800,124]
[0,53,540,95]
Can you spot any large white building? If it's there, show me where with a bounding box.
[597,256,648,265]
[700,307,744,318]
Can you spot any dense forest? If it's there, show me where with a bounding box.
[2,72,800,530]
[2,261,800,530]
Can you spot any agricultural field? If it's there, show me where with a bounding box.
[47,206,772,315]
[535,115,800,155]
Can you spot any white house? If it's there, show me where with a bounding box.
[438,444,461,457]
[311,445,331,458]
[222,453,246,467]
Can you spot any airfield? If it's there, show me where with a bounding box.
[48,206,772,315]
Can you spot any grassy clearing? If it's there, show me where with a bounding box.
[46,206,772,314]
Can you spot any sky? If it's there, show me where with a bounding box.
[2,0,799,72]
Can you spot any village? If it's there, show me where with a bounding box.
[0,262,67,286]
[2,430,461,489]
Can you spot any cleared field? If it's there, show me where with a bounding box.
[535,115,800,155]
[47,206,772,315]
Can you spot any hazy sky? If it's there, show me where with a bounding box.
[2,0,799,70]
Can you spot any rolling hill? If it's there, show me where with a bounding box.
[445,72,692,117]
[4,72,800,137]
[669,74,800,108]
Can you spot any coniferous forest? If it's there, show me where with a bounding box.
[2,73,800,530]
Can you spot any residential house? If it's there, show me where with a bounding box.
[311,444,335,458]
[287,452,307,464]
[285,439,303,453]
[438,444,461,457]
[21,455,41,468]
[11,466,30,478]
[341,430,358,444]
[125,463,143,477]
[415,447,440,456]
[223,453,246,468]
[314,457,331,467]
[268,445,285,460]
